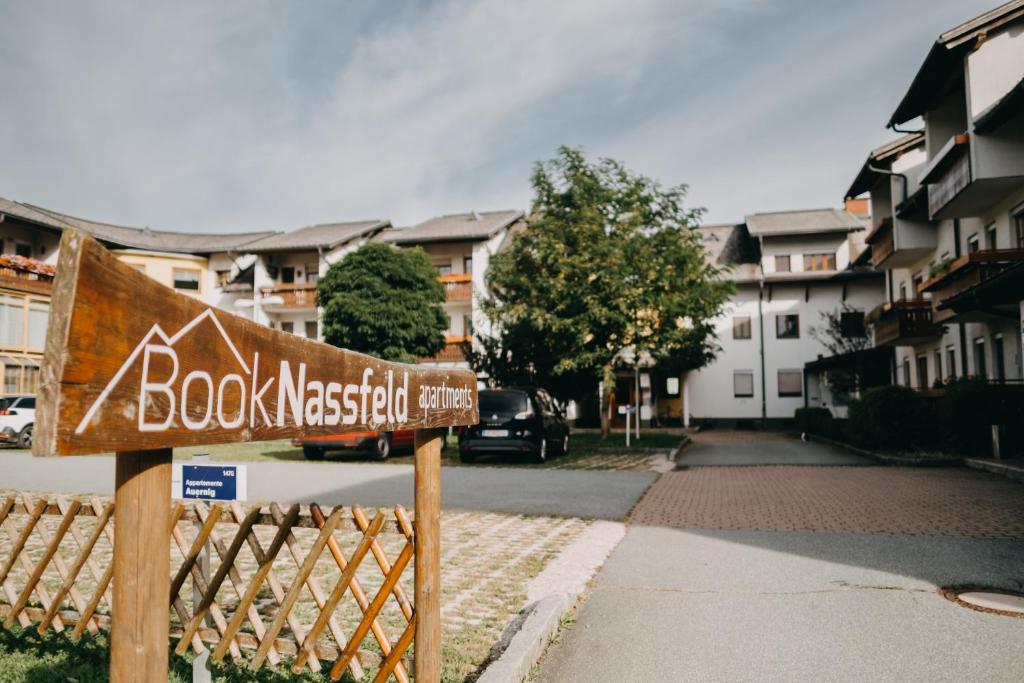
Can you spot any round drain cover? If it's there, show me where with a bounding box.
[942,587,1024,618]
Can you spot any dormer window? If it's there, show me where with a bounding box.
[803,253,836,271]
[774,255,791,272]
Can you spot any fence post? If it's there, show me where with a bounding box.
[192,453,212,683]
[414,428,443,682]
[111,449,173,683]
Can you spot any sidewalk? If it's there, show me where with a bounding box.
[535,433,1024,682]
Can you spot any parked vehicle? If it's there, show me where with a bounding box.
[0,395,36,448]
[291,429,414,461]
[459,387,569,463]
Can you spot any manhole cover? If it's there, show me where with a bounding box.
[941,586,1024,618]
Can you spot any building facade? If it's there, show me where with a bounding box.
[681,207,885,426]
[847,1,1024,391]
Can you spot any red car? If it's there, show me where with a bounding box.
[292,429,415,461]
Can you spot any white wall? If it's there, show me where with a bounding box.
[684,277,884,422]
[966,24,1024,118]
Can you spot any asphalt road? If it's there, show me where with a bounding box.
[0,451,655,520]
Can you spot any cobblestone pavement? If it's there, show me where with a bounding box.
[631,466,1024,538]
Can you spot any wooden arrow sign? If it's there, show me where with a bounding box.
[34,230,479,456]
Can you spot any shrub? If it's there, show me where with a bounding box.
[794,407,848,441]
[846,385,937,452]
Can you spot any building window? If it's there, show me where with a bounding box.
[305,321,318,340]
[993,334,1005,381]
[946,346,957,380]
[216,269,231,287]
[803,253,836,272]
[462,314,473,338]
[0,295,25,348]
[305,266,319,284]
[902,358,911,387]
[281,321,294,335]
[899,283,907,301]
[26,301,47,350]
[3,365,19,394]
[839,310,865,338]
[14,243,31,257]
[916,355,929,390]
[934,350,942,385]
[435,262,452,275]
[280,266,295,284]
[967,233,980,254]
[973,337,987,378]
[733,371,754,398]
[911,273,924,300]
[986,223,998,249]
[172,268,200,292]
[464,256,473,275]
[774,255,791,273]
[776,314,799,339]
[733,316,752,339]
[778,370,802,397]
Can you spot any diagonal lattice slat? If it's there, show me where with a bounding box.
[0,492,416,681]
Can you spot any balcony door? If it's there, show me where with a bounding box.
[916,355,929,390]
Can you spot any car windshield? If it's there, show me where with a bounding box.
[478,390,529,419]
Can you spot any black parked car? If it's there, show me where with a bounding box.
[459,387,569,463]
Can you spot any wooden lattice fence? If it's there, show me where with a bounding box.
[0,492,418,682]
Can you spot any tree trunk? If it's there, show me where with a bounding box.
[599,364,614,439]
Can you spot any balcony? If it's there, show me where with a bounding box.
[420,336,471,364]
[919,249,1024,323]
[922,132,1024,220]
[871,299,943,347]
[0,254,54,297]
[259,283,318,310]
[866,218,894,268]
[439,273,472,302]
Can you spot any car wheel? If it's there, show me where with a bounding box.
[302,446,324,461]
[372,434,391,461]
[17,424,32,449]
[535,438,548,464]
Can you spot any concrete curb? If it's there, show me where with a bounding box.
[476,520,626,683]
[964,457,1024,483]
[806,433,963,467]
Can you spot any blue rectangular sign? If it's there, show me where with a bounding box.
[172,463,247,501]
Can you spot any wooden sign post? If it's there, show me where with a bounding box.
[34,230,478,682]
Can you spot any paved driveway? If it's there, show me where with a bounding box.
[0,452,654,520]
[678,429,869,466]
[538,431,1024,682]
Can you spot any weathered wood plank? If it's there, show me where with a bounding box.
[35,230,479,456]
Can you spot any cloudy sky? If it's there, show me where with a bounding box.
[0,0,999,232]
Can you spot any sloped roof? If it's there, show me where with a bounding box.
[745,208,865,237]
[846,133,926,199]
[245,220,389,252]
[381,210,524,245]
[889,0,1024,125]
[0,198,277,254]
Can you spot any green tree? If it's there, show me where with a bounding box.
[471,146,732,435]
[317,242,447,363]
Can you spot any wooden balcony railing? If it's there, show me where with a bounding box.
[420,336,471,363]
[865,218,894,268]
[0,255,55,296]
[438,274,472,302]
[921,133,970,218]
[259,283,318,309]
[872,299,942,347]
[919,249,1024,323]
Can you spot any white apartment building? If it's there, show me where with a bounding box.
[847,1,1024,390]
[0,198,523,394]
[681,208,885,427]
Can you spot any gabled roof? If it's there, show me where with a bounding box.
[380,210,524,245]
[889,0,1024,125]
[845,133,926,199]
[244,220,389,252]
[0,198,277,254]
[745,208,865,237]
